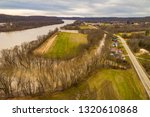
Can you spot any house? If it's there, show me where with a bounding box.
[112,42,118,47]
[121,55,126,61]
[110,48,118,53]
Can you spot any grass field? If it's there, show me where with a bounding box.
[37,68,148,100]
[79,25,96,30]
[100,23,111,26]
[44,32,87,59]
[138,54,150,60]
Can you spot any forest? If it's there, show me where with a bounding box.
[0,14,63,32]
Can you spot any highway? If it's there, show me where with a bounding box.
[117,35,150,98]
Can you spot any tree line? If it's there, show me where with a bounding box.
[0,28,105,98]
[127,33,150,53]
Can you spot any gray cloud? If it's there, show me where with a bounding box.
[0,0,149,17]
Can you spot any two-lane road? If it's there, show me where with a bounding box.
[117,35,150,98]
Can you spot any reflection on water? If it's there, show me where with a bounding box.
[0,20,75,50]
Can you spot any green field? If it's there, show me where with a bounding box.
[100,23,111,26]
[79,25,95,30]
[137,54,150,60]
[37,68,148,100]
[44,32,87,59]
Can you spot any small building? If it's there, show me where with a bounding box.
[112,42,118,47]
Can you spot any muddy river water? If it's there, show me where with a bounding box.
[0,20,75,51]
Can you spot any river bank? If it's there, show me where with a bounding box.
[0,20,75,51]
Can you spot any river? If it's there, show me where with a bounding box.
[0,20,75,51]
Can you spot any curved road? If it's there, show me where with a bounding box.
[117,35,150,98]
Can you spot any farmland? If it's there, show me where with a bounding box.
[79,24,97,30]
[36,68,148,100]
[44,32,88,59]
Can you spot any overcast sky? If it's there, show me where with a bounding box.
[0,0,149,17]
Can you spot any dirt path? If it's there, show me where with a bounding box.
[33,34,57,55]
[60,29,79,33]
[33,30,79,56]
[95,34,107,55]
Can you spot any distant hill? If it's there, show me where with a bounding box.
[0,14,63,32]
[60,16,150,23]
[0,14,63,23]
[1,14,149,23]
